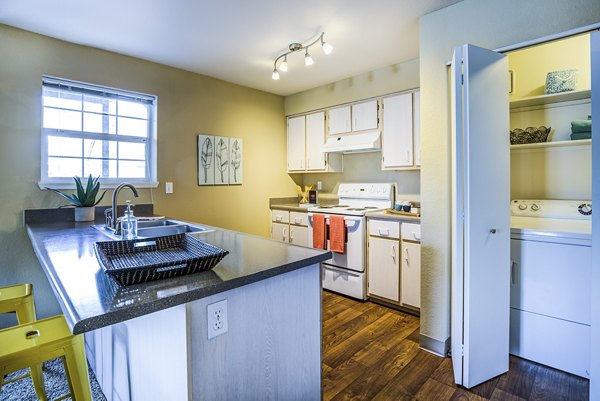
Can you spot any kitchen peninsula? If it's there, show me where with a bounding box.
[25,209,330,401]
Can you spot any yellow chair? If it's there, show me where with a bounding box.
[0,315,92,401]
[0,283,46,399]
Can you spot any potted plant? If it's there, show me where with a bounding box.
[45,175,107,222]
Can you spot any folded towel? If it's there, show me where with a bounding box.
[312,214,327,250]
[329,215,346,254]
[571,131,591,140]
[571,119,592,133]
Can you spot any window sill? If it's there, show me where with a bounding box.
[38,181,159,190]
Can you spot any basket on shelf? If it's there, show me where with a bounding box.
[94,233,228,285]
[509,126,551,145]
[545,69,578,94]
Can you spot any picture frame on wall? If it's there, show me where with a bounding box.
[214,136,230,185]
[229,138,243,185]
[198,134,215,186]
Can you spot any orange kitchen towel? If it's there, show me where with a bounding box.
[312,214,327,250]
[330,215,345,254]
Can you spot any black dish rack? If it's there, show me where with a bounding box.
[94,233,228,285]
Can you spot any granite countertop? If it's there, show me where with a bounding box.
[26,218,331,334]
[365,210,421,223]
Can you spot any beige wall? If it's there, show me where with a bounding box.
[0,24,294,324]
[284,59,421,201]
[419,0,600,350]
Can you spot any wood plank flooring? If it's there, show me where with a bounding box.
[322,291,589,401]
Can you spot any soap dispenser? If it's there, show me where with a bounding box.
[121,200,138,240]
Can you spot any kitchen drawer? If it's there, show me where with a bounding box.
[290,211,308,226]
[369,219,400,239]
[401,222,421,242]
[271,209,290,224]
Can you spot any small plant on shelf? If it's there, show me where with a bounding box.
[45,175,106,207]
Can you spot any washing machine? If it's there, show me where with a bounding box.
[509,199,592,378]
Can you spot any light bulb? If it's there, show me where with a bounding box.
[280,58,288,72]
[304,50,314,66]
[322,41,333,55]
[272,69,280,80]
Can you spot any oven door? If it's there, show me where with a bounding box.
[308,213,366,273]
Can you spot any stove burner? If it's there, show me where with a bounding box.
[346,208,366,211]
[363,206,379,209]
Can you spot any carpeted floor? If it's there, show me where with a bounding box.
[0,358,106,401]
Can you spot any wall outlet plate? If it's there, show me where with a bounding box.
[165,182,173,194]
[207,299,228,339]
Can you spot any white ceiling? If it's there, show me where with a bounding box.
[0,0,462,96]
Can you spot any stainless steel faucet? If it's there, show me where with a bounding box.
[105,183,139,231]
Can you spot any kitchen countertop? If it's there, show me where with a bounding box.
[26,217,331,334]
[365,210,421,223]
[270,203,315,212]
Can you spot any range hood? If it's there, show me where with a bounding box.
[320,131,381,154]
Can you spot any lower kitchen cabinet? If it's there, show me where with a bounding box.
[270,209,309,247]
[368,218,420,312]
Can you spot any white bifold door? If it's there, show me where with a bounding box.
[451,44,510,388]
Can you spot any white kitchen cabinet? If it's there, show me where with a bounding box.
[328,106,351,135]
[368,219,400,302]
[270,209,310,247]
[287,116,305,171]
[382,92,414,168]
[413,91,421,166]
[305,112,326,170]
[351,100,378,131]
[401,239,421,309]
[368,236,400,302]
[287,113,342,173]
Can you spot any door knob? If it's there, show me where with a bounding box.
[490,229,497,234]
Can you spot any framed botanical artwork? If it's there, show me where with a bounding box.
[214,136,230,185]
[198,135,215,185]
[229,138,243,185]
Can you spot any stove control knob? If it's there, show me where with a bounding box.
[383,187,387,193]
[578,203,592,215]
[518,203,527,211]
[531,204,540,211]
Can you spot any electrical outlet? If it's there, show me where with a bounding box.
[317,181,322,190]
[207,299,228,339]
[165,182,173,194]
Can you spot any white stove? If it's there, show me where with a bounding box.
[308,183,395,300]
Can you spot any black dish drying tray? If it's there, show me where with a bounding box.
[94,233,228,285]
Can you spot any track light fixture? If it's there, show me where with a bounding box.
[272,32,333,80]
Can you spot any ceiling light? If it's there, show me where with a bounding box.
[279,56,288,72]
[271,32,332,80]
[304,49,314,66]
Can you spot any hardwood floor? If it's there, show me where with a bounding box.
[322,291,589,401]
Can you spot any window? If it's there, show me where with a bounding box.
[40,77,157,187]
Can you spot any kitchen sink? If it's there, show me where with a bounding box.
[92,219,212,240]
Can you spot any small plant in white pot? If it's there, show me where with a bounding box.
[45,175,107,222]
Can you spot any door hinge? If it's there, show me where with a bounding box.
[461,74,464,85]
[377,117,380,125]
[324,159,327,166]
[461,344,464,356]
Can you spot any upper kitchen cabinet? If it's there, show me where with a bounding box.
[327,100,379,135]
[287,112,343,173]
[328,106,351,135]
[351,100,379,131]
[382,91,420,169]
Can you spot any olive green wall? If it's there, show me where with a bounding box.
[0,24,294,326]
[419,0,600,353]
[284,59,421,201]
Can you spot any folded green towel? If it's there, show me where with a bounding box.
[571,119,592,133]
[570,131,591,140]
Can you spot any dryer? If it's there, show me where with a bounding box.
[510,199,592,378]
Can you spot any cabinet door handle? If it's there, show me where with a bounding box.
[290,228,294,241]
[391,244,396,262]
[307,158,310,168]
[510,260,517,286]
[283,227,288,241]
[300,159,303,169]
[403,247,409,263]
[275,216,282,222]
[379,228,390,236]
[354,117,358,129]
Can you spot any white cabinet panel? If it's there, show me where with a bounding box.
[290,225,309,247]
[368,237,400,302]
[305,112,326,170]
[382,93,413,168]
[287,116,305,171]
[413,91,421,166]
[352,100,378,131]
[401,240,421,309]
[271,222,288,243]
[328,106,351,135]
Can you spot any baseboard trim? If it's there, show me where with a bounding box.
[420,334,450,357]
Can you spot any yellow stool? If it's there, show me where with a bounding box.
[0,315,92,401]
[0,284,46,399]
